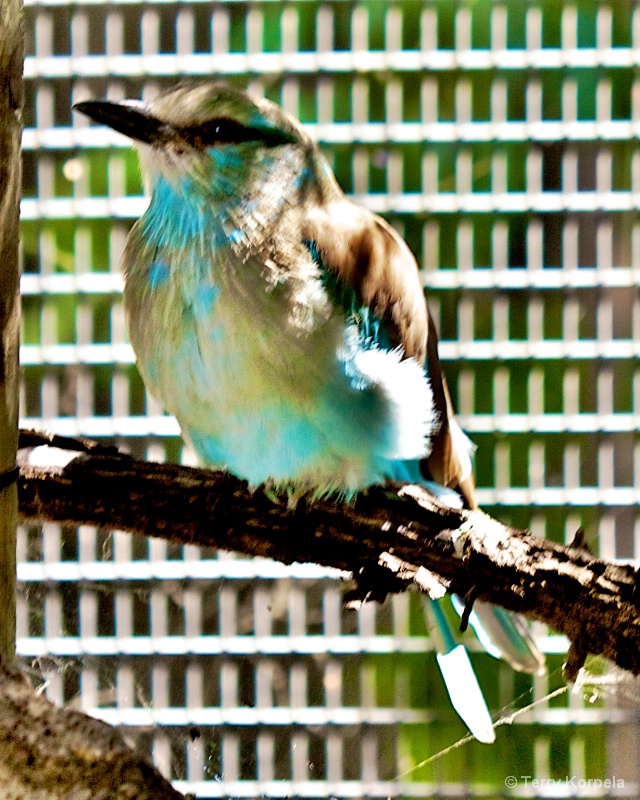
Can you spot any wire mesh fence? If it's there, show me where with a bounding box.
[17,1,640,797]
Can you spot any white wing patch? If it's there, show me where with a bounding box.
[351,345,437,461]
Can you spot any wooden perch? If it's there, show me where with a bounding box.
[16,429,640,680]
[0,0,23,660]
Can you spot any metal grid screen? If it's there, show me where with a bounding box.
[17,1,640,797]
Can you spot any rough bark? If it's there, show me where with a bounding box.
[17,429,640,680]
[0,0,23,659]
[0,656,183,800]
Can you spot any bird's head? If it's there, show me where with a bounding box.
[73,83,311,202]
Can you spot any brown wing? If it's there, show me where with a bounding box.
[302,203,477,508]
[426,314,477,508]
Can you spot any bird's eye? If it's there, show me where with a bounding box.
[179,117,296,149]
[190,118,249,146]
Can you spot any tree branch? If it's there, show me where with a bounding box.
[17,429,640,679]
[0,655,183,800]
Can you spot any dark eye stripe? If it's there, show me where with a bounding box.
[178,117,296,148]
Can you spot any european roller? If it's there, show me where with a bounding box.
[74,83,544,741]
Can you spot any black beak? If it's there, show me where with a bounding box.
[72,100,176,145]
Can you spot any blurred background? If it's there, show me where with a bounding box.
[17,0,640,797]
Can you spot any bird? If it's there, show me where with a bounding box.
[73,83,473,504]
[73,83,544,741]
